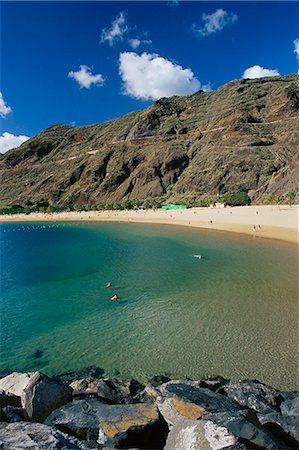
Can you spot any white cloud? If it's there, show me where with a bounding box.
[68,65,104,89]
[0,92,12,118]
[294,38,299,58]
[101,11,128,46]
[128,38,152,49]
[194,9,238,36]
[242,65,280,79]
[0,132,30,154]
[128,38,141,49]
[119,52,201,100]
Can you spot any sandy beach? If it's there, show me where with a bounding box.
[0,205,298,244]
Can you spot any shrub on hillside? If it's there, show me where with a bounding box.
[221,192,251,206]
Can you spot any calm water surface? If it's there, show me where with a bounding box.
[0,221,298,390]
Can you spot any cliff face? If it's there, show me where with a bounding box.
[1,75,298,207]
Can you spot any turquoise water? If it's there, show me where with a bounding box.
[0,221,298,390]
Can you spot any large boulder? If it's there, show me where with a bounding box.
[0,372,72,422]
[112,378,146,403]
[0,421,89,449]
[258,412,299,443]
[280,394,299,416]
[0,373,35,398]
[207,410,298,449]
[219,382,283,414]
[70,377,146,404]
[70,378,118,403]
[46,399,168,448]
[97,402,168,449]
[164,417,238,450]
[45,398,106,443]
[156,381,241,426]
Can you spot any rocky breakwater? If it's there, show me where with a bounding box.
[0,371,298,449]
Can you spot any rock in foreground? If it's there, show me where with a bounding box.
[0,372,72,422]
[0,422,89,450]
[0,371,298,449]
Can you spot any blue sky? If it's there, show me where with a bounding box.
[0,1,298,152]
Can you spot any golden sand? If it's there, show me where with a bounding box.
[1,205,298,245]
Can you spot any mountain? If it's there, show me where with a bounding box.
[1,75,298,208]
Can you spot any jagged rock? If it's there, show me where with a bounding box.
[46,399,168,448]
[280,394,299,416]
[0,75,298,207]
[112,378,145,404]
[0,372,73,422]
[45,398,106,443]
[156,381,241,428]
[207,409,298,449]
[70,378,118,403]
[138,384,161,402]
[0,421,89,449]
[164,417,238,450]
[97,402,168,449]
[0,372,36,397]
[219,381,283,413]
[258,412,299,443]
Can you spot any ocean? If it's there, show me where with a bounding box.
[0,221,297,390]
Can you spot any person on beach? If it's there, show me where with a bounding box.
[111,294,118,302]
[106,282,111,288]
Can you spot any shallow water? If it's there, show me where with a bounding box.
[0,221,298,390]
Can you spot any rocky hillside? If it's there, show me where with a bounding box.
[1,75,298,207]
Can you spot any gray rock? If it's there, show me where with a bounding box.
[0,373,35,396]
[46,398,168,448]
[164,382,241,415]
[0,421,89,449]
[258,412,299,443]
[0,371,73,422]
[208,409,297,449]
[25,373,73,422]
[96,402,168,449]
[280,395,299,416]
[164,417,237,450]
[219,382,283,413]
[113,378,145,403]
[155,381,241,429]
[70,378,118,403]
[45,398,105,443]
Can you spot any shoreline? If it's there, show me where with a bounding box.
[0,205,298,245]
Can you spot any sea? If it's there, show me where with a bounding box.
[0,221,298,390]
